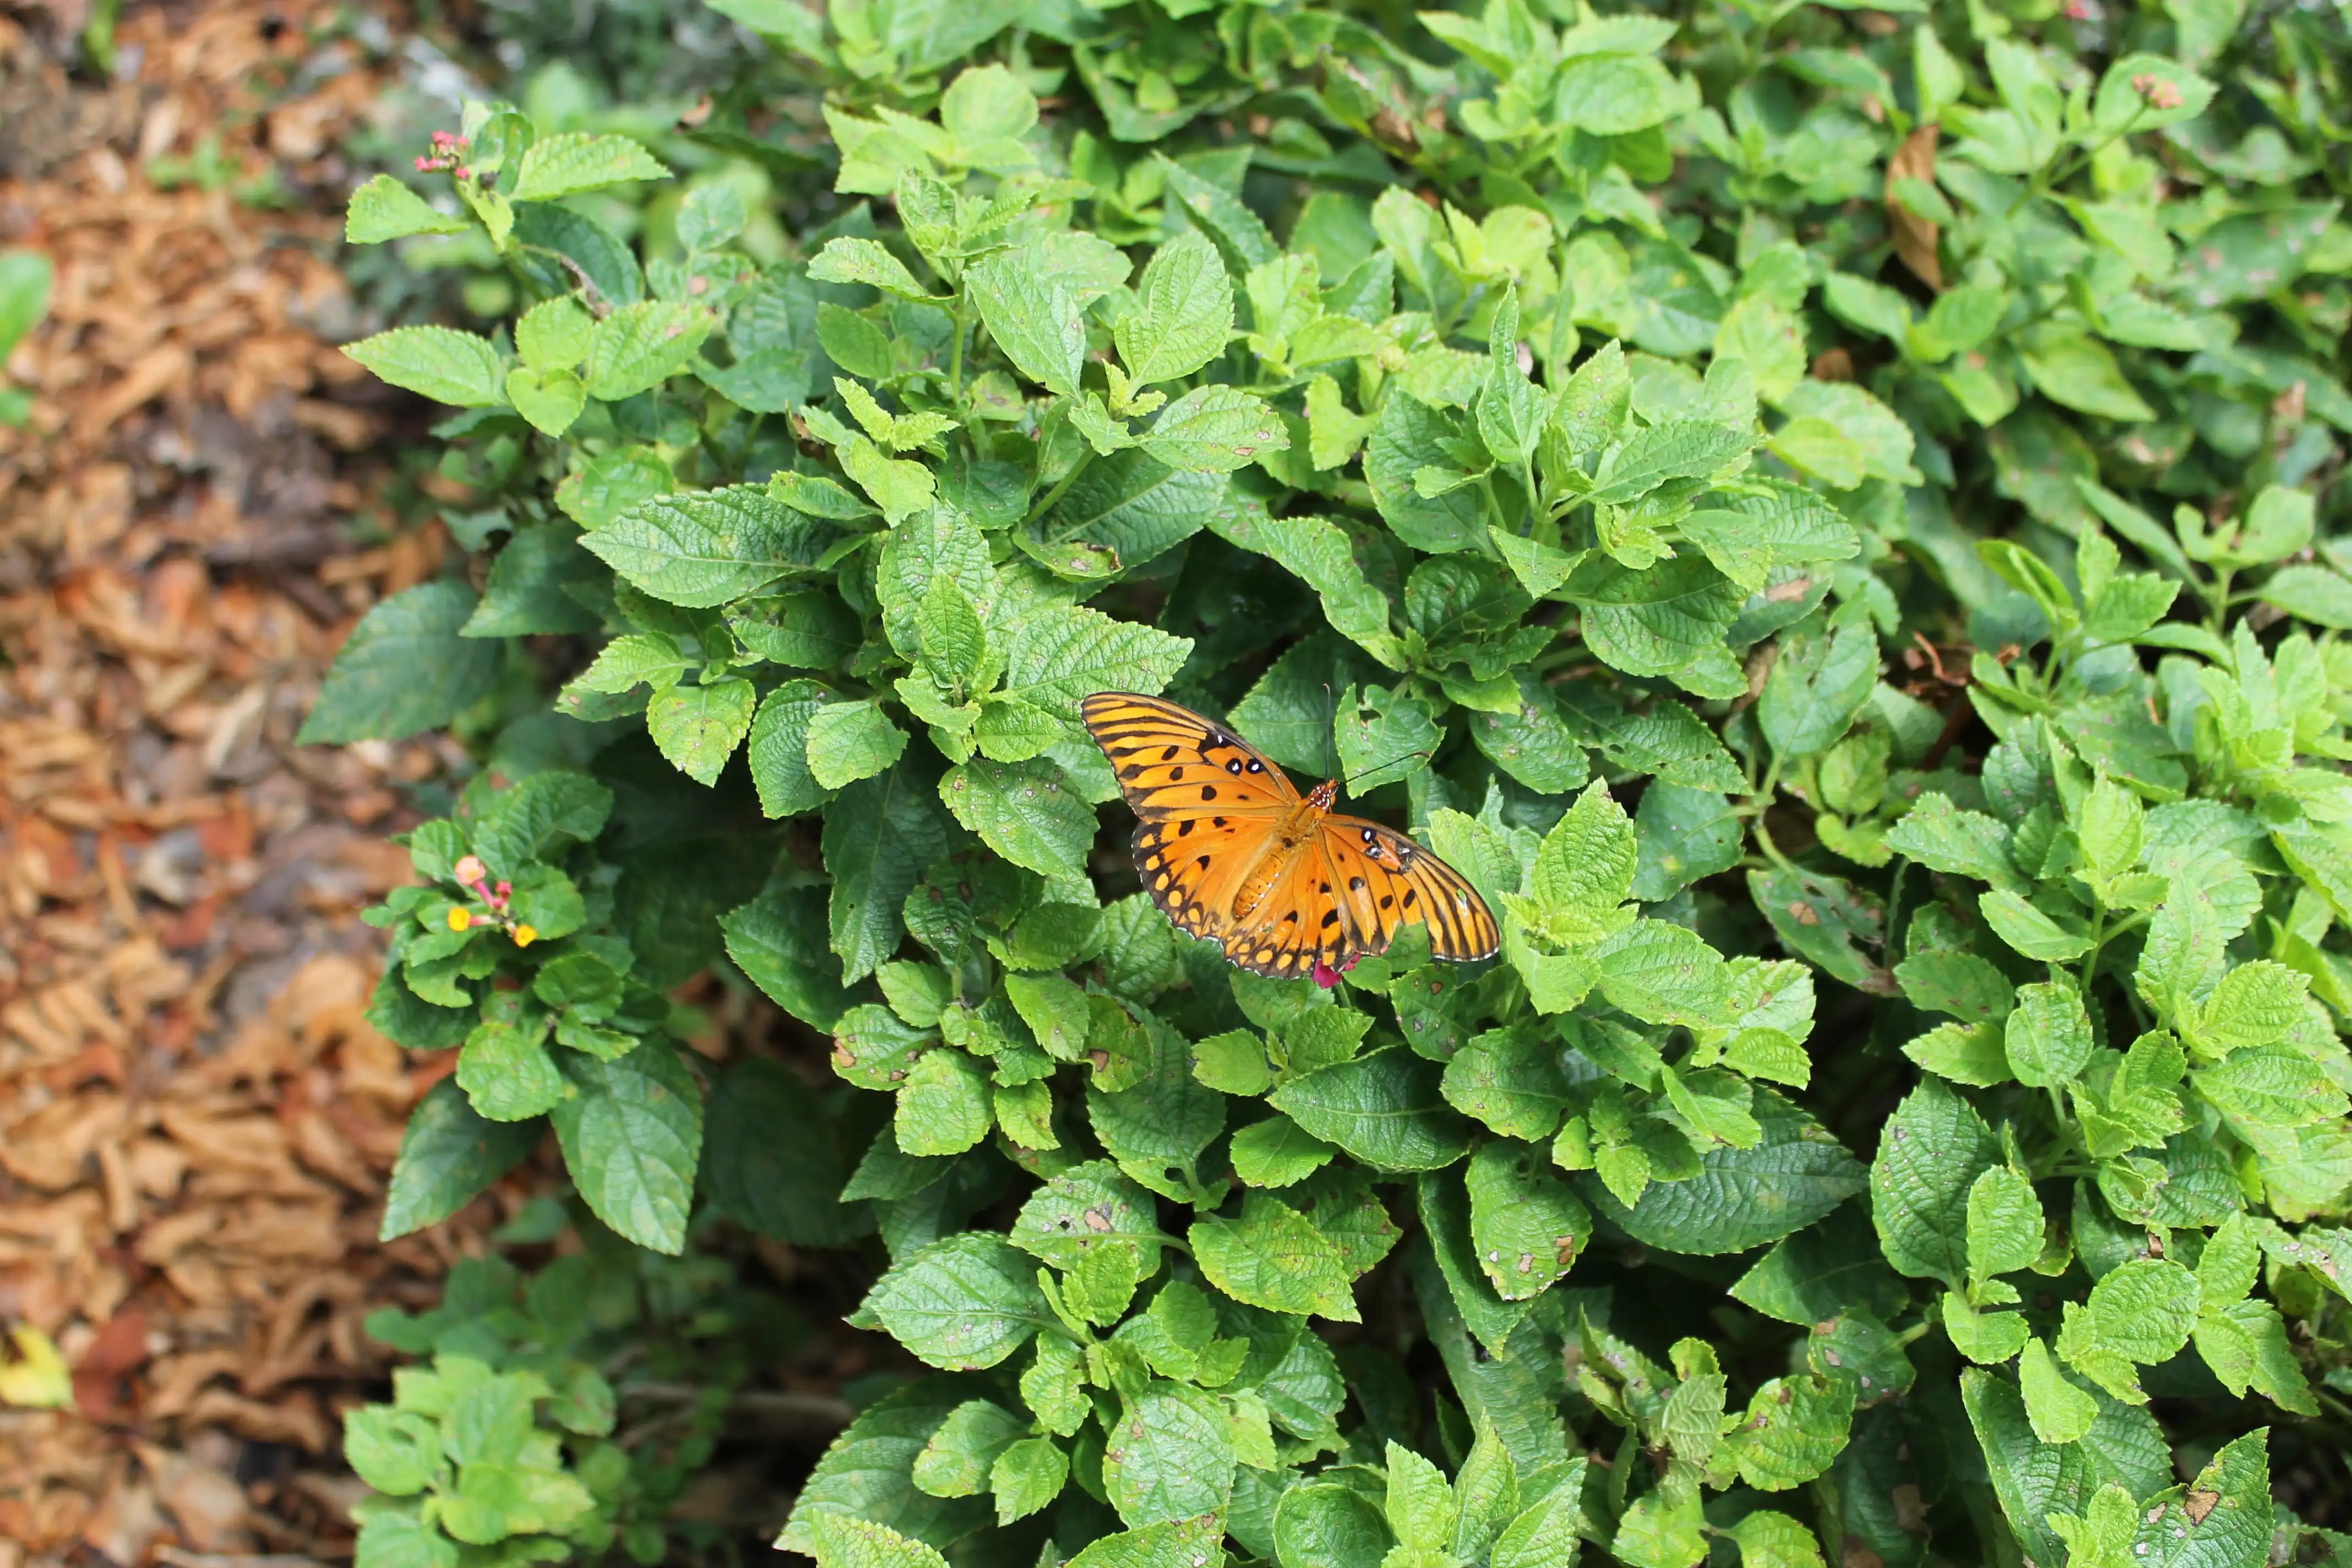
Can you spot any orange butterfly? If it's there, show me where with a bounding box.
[1081,692,1500,982]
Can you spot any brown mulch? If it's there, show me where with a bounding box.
[0,3,512,1561]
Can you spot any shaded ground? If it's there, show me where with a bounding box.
[0,3,513,1559]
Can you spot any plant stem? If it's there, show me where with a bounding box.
[1025,445,1093,526]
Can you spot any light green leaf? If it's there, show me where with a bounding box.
[1118,231,1233,385]
[807,699,912,790]
[1270,1048,1473,1172]
[1191,1193,1362,1320]
[581,485,832,607]
[648,677,756,786]
[939,758,1095,887]
[344,327,508,408]
[551,1041,703,1255]
[585,300,716,401]
[509,132,669,202]
[346,174,470,243]
[860,1233,1060,1370]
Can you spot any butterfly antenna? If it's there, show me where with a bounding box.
[1339,748,1433,791]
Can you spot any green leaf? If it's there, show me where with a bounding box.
[1580,1088,1862,1254]
[1883,793,2026,892]
[1088,1010,1226,1199]
[1066,1523,1220,1568]
[1731,1205,1910,1325]
[1758,624,1877,759]
[1554,52,1675,133]
[551,1039,704,1255]
[1230,1114,1336,1188]
[2018,328,2155,423]
[0,250,51,364]
[585,300,716,400]
[1270,1048,1473,1172]
[1155,155,1279,270]
[1275,1482,1392,1568]
[1966,1166,2045,1288]
[581,485,833,607]
[2257,565,2352,629]
[808,236,938,300]
[504,364,585,435]
[780,1384,990,1554]
[1895,950,2015,1025]
[1205,510,1403,668]
[1592,918,1733,1027]
[862,1233,1060,1370]
[827,755,961,984]
[2006,979,2095,1088]
[457,1011,566,1121]
[968,252,1089,396]
[1442,1026,1572,1142]
[1118,231,1233,385]
[939,758,1095,888]
[1567,556,1743,680]
[1725,1512,1825,1568]
[1104,1380,1235,1526]
[806,699,911,790]
[345,1407,443,1496]
[990,1437,1069,1526]
[1191,1193,1362,1320]
[2194,1044,2348,1129]
[1510,781,1635,945]
[1870,1076,1998,1288]
[1724,1373,1854,1490]
[2055,1256,2199,1402]
[300,581,502,744]
[509,132,671,202]
[346,174,470,243]
[999,607,1191,722]
[1367,394,1486,554]
[648,677,756,785]
[1140,385,1289,473]
[1011,1159,1168,1273]
[344,326,508,408]
[2018,1338,2099,1445]
[380,1077,542,1241]
[747,680,838,818]
[807,1513,952,1568]
[897,1049,995,1157]
[1979,888,2094,961]
[1466,1140,1591,1300]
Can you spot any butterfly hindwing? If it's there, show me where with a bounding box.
[1320,816,1501,963]
[1133,815,1264,940]
[1221,842,1351,978]
[1081,692,1296,821]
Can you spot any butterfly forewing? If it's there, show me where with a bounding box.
[1081,692,1296,820]
[1321,816,1501,962]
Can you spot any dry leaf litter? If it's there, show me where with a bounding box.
[0,4,521,1560]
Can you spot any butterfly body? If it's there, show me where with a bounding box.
[1081,692,1500,978]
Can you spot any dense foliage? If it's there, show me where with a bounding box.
[317,0,2352,1562]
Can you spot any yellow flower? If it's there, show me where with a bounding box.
[448,906,472,932]
[513,924,538,947]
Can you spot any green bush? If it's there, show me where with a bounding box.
[325,3,2352,1564]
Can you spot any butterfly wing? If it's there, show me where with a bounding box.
[1133,814,1279,944]
[1081,693,1299,821]
[1085,693,1301,948]
[1218,841,1353,978]
[1318,815,1500,963]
